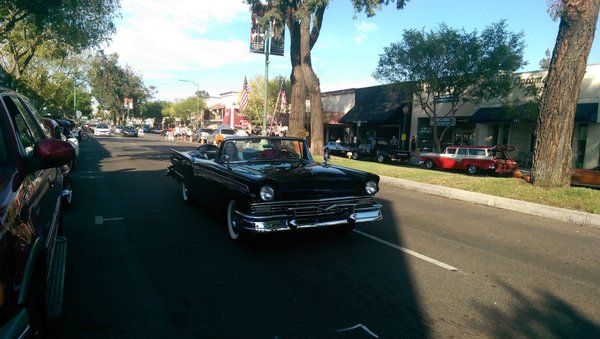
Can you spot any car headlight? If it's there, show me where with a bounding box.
[259,185,275,201]
[365,180,378,195]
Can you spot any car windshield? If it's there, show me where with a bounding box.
[219,138,311,163]
[97,123,109,129]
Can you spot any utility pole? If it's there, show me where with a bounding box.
[179,79,201,128]
[262,21,271,136]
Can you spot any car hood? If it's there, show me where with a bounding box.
[232,162,376,199]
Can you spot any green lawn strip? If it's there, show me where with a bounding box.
[320,156,600,214]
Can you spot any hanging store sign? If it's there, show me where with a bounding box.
[430,117,456,126]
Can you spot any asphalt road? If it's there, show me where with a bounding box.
[54,133,600,338]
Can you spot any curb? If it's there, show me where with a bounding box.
[379,176,600,229]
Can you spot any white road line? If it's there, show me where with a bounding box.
[335,323,380,338]
[354,229,458,271]
[95,216,124,225]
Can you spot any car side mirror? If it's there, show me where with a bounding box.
[30,139,75,170]
[323,152,330,165]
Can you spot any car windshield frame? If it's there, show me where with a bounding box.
[217,137,312,164]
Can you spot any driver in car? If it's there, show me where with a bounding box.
[222,141,241,161]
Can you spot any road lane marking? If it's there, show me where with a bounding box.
[354,229,458,271]
[95,216,124,225]
[335,323,379,338]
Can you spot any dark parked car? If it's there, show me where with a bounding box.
[121,126,138,137]
[0,88,75,337]
[324,141,351,157]
[166,136,383,241]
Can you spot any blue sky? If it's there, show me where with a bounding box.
[105,0,600,102]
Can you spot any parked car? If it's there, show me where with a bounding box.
[166,136,383,241]
[121,125,138,137]
[571,166,600,188]
[53,118,80,168]
[113,125,124,134]
[94,122,111,136]
[192,127,213,143]
[420,145,518,175]
[206,125,236,145]
[0,88,75,337]
[324,141,351,157]
[350,137,411,163]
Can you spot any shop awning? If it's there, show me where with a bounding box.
[339,83,409,124]
[209,103,226,110]
[470,103,598,124]
[339,102,404,124]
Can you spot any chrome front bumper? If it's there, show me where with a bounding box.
[234,196,383,233]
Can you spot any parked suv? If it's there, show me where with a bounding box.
[206,126,235,145]
[0,88,74,338]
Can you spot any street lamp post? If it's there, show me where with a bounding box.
[179,79,201,128]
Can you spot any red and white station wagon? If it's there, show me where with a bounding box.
[420,145,518,175]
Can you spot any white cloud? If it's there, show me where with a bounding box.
[105,0,252,73]
[353,21,379,45]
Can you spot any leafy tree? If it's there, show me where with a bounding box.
[87,52,151,124]
[532,0,600,188]
[171,96,207,127]
[245,0,407,155]
[373,21,526,152]
[539,48,551,70]
[20,48,93,117]
[141,101,168,127]
[0,0,119,79]
[241,75,290,131]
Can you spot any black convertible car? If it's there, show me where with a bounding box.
[166,136,383,241]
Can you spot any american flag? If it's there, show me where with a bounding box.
[279,82,287,112]
[240,76,250,111]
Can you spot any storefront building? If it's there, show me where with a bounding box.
[339,84,412,150]
[410,64,600,169]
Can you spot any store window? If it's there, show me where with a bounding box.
[574,124,587,168]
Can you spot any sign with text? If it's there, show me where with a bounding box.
[430,116,456,126]
[433,94,458,103]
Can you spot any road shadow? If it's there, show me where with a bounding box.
[58,135,431,338]
[474,279,600,338]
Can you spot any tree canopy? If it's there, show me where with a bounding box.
[373,21,526,151]
[87,52,151,123]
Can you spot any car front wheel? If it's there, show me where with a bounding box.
[227,200,243,241]
[377,154,386,163]
[425,159,434,169]
[467,165,478,175]
[351,152,359,160]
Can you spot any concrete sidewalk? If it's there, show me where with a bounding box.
[379,175,600,229]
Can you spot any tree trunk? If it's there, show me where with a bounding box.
[287,18,305,137]
[299,18,323,155]
[532,0,600,187]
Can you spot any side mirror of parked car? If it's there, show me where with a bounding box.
[30,139,75,171]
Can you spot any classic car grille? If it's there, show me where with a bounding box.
[250,196,375,226]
